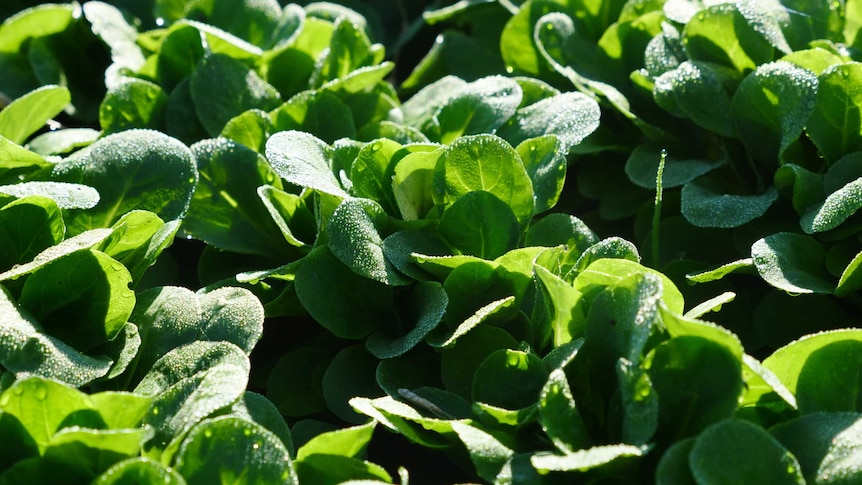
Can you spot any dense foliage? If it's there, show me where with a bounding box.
[3,0,862,483]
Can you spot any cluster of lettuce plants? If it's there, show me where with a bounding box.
[3,0,862,484]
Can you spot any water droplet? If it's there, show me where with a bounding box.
[151,406,159,416]
[544,23,554,31]
[252,442,260,450]
[243,428,253,436]
[155,17,165,27]
[505,66,514,74]
[204,429,213,438]
[33,382,48,401]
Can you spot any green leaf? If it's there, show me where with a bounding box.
[221,108,273,153]
[310,17,377,87]
[626,144,724,190]
[257,185,316,248]
[530,444,645,473]
[450,421,514,483]
[0,376,96,453]
[0,85,69,144]
[539,368,591,453]
[196,286,264,354]
[647,335,743,442]
[430,76,522,144]
[500,0,570,77]
[93,458,187,485]
[438,191,520,260]
[155,24,206,92]
[574,258,683,314]
[681,179,778,228]
[191,54,282,137]
[392,148,441,221]
[837,249,862,297]
[99,79,168,135]
[267,347,330,418]
[751,232,834,294]
[27,128,100,156]
[771,413,862,484]
[228,392,294,456]
[294,246,393,339]
[0,228,113,282]
[90,391,153,429]
[689,418,804,484]
[731,61,818,165]
[366,281,447,359]
[0,135,52,183]
[774,163,825,215]
[472,348,548,410]
[19,249,134,352]
[265,130,348,198]
[270,90,357,144]
[175,416,295,485]
[82,1,145,73]
[0,182,99,210]
[322,345,382,423]
[100,211,180,284]
[185,137,290,257]
[0,196,64,271]
[532,265,586,347]
[434,134,534,225]
[440,325,519,399]
[497,92,601,153]
[349,138,402,215]
[400,76,467,128]
[655,439,696,485]
[807,62,862,163]
[682,3,774,72]
[574,237,641,275]
[44,426,148,477]
[515,135,566,214]
[801,177,862,234]
[327,198,412,286]
[296,421,375,462]
[654,61,736,138]
[49,130,197,236]
[764,329,862,414]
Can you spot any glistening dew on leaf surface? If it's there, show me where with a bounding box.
[5,0,862,483]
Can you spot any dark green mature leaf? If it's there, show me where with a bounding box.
[93,458,186,485]
[472,348,548,410]
[655,438,696,485]
[500,0,570,77]
[221,108,273,153]
[731,61,818,165]
[257,185,316,248]
[0,85,69,144]
[190,54,282,137]
[765,330,862,414]
[689,419,804,484]
[265,130,348,198]
[294,246,393,339]
[497,92,601,153]
[327,198,412,286]
[366,281,448,359]
[771,413,862,484]
[267,347,330,418]
[625,144,724,190]
[99,79,167,135]
[681,180,778,228]
[155,23,206,92]
[392,148,441,221]
[751,232,834,294]
[0,196,64,271]
[185,137,290,258]
[322,345,382,423]
[0,286,112,386]
[682,3,774,72]
[43,426,148,480]
[774,163,825,215]
[647,335,743,443]
[438,191,520,260]
[49,130,197,236]
[654,61,736,137]
[175,416,295,485]
[196,286,264,354]
[432,76,523,144]
[270,90,357,143]
[434,134,534,225]
[807,62,862,163]
[19,249,134,352]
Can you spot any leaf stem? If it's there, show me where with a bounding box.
[652,149,666,269]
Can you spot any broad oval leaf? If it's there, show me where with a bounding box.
[0,196,64,271]
[0,181,98,209]
[265,130,348,198]
[751,232,834,294]
[801,177,862,234]
[433,76,523,144]
[807,62,862,163]
[365,281,447,359]
[731,61,818,165]
[93,457,186,485]
[438,191,520,260]
[434,134,534,225]
[49,129,197,236]
[764,329,862,414]
[625,144,724,190]
[681,180,778,228]
[0,85,69,144]
[100,78,168,135]
[498,92,601,153]
[175,416,294,485]
[327,198,412,286]
[689,418,804,484]
[654,61,736,138]
[771,413,862,484]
